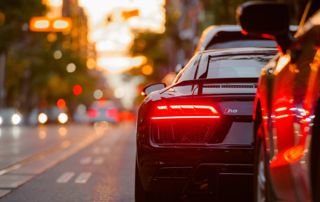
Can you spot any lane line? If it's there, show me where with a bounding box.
[102,148,110,154]
[92,147,101,155]
[80,157,92,165]
[93,157,104,165]
[0,175,33,189]
[0,189,11,198]
[56,172,75,183]
[75,172,92,184]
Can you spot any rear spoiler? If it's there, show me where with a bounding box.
[172,78,258,87]
[163,78,259,95]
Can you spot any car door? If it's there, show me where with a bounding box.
[268,9,320,201]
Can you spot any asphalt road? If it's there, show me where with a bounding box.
[0,122,136,202]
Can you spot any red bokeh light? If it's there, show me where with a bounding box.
[73,84,83,96]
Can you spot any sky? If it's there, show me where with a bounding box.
[79,0,165,72]
[77,0,166,108]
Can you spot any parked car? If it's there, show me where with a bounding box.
[195,25,297,52]
[87,100,119,124]
[0,108,23,126]
[237,1,320,201]
[135,47,277,201]
[73,104,89,124]
[28,107,69,125]
[28,108,45,125]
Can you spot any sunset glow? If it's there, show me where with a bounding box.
[79,0,165,72]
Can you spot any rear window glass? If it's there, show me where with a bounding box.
[173,55,199,83]
[206,55,273,79]
[207,40,277,49]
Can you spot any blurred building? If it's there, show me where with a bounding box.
[168,0,202,66]
[62,0,89,59]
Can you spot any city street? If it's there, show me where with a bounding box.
[0,122,135,202]
[0,0,317,201]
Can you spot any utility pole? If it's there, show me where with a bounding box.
[0,52,6,108]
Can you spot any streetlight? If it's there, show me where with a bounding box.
[122,9,140,20]
[29,16,51,32]
[52,18,72,32]
[29,16,72,32]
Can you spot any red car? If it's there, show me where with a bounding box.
[238,1,320,201]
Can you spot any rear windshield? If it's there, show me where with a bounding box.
[206,55,273,79]
[207,40,277,49]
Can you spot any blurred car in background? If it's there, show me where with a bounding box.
[195,24,297,52]
[237,1,320,201]
[135,47,277,201]
[28,107,68,125]
[0,108,23,126]
[73,104,89,124]
[118,110,135,122]
[47,107,69,124]
[28,108,48,125]
[87,100,119,124]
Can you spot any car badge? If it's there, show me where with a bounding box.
[224,108,238,114]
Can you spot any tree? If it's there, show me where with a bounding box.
[0,0,46,52]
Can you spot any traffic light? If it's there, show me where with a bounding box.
[29,16,72,32]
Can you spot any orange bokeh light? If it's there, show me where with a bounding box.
[57,98,66,109]
[29,17,72,32]
[30,17,51,32]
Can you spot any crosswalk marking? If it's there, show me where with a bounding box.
[56,172,75,183]
[75,172,91,184]
[93,157,104,165]
[102,148,110,154]
[80,157,92,165]
[92,147,101,155]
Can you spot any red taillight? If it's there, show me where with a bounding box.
[151,104,220,120]
[88,109,98,118]
[106,109,118,118]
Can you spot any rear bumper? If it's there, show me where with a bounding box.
[136,146,254,200]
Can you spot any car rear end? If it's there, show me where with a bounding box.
[137,84,258,201]
[136,48,276,200]
[87,100,119,124]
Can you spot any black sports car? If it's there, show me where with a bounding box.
[135,47,276,201]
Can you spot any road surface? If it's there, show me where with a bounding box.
[0,122,136,202]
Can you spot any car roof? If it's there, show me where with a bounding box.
[195,25,241,51]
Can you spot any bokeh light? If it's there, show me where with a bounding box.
[66,63,76,73]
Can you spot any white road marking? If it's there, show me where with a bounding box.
[92,147,101,155]
[0,175,32,188]
[80,157,92,165]
[75,172,92,184]
[102,148,110,154]
[93,157,104,165]
[56,172,75,183]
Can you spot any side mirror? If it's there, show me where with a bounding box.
[175,64,184,73]
[237,1,292,53]
[142,83,166,96]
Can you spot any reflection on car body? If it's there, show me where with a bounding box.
[237,0,320,201]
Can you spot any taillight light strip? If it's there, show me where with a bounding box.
[152,104,220,120]
[151,115,220,120]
